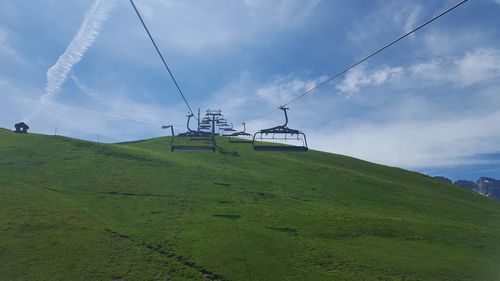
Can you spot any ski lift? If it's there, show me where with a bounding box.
[204,109,225,137]
[162,114,215,152]
[221,123,237,136]
[217,119,228,126]
[252,107,308,151]
[228,122,252,143]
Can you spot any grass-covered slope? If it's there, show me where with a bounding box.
[1,128,499,281]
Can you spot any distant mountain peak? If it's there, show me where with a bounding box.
[452,177,500,200]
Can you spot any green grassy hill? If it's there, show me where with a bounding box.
[1,128,499,281]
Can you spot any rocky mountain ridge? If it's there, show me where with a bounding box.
[434,176,500,200]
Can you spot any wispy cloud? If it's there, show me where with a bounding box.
[256,74,328,105]
[455,48,500,86]
[312,46,500,169]
[70,75,184,128]
[0,82,179,143]
[25,0,116,121]
[71,75,100,99]
[409,47,500,87]
[310,110,500,169]
[336,47,500,95]
[337,66,404,95]
[422,28,491,56]
[397,4,421,33]
[0,26,27,64]
[348,0,423,48]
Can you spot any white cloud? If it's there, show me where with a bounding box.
[307,46,500,169]
[70,75,186,129]
[0,89,182,143]
[337,66,404,95]
[207,72,257,118]
[395,5,421,33]
[25,0,116,122]
[336,47,500,94]
[256,74,327,105]
[0,28,15,55]
[422,28,491,57]
[310,110,500,169]
[455,48,500,86]
[348,1,423,47]
[409,47,500,87]
[2,71,175,143]
[71,75,100,99]
[0,26,27,64]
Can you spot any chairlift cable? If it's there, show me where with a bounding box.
[129,0,197,119]
[255,0,469,118]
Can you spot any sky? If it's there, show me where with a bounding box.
[1,0,500,181]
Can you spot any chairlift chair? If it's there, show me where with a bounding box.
[217,118,228,124]
[222,129,237,136]
[228,122,253,143]
[221,123,237,136]
[252,107,308,151]
[175,114,210,141]
[163,115,215,152]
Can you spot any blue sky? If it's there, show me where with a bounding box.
[1,0,500,181]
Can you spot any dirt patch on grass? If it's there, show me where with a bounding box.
[254,192,279,200]
[105,228,130,239]
[102,228,226,281]
[266,226,298,236]
[103,191,168,198]
[213,214,241,220]
[145,244,227,281]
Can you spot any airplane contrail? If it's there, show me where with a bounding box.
[25,0,115,121]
